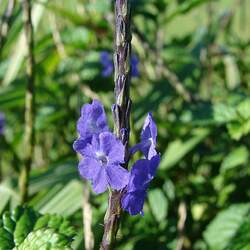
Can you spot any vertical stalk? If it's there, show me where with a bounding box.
[82,183,94,250]
[100,0,132,249]
[19,0,35,204]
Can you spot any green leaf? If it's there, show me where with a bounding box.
[226,215,250,250]
[203,203,250,250]
[2,0,48,86]
[0,228,14,250]
[14,229,72,250]
[29,162,77,194]
[165,0,213,23]
[223,55,241,90]
[160,128,209,170]
[39,180,82,216]
[14,207,37,246]
[0,206,76,249]
[86,0,110,13]
[213,103,237,123]
[61,27,94,47]
[221,146,249,172]
[227,120,250,141]
[0,182,19,214]
[148,189,168,222]
[0,85,25,109]
[237,99,250,120]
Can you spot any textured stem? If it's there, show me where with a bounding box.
[100,1,132,249]
[176,201,187,250]
[19,0,35,204]
[82,183,94,250]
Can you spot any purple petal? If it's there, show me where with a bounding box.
[99,132,125,164]
[77,100,109,140]
[102,65,113,77]
[121,190,146,216]
[130,142,144,156]
[146,144,158,160]
[81,142,97,159]
[92,167,108,194]
[106,164,129,190]
[141,112,157,144]
[100,51,114,77]
[127,159,151,192]
[73,138,90,155]
[121,155,160,215]
[0,112,5,135]
[78,157,101,181]
[127,155,160,192]
[130,113,158,159]
[148,154,161,179]
[100,51,112,65]
[131,54,139,77]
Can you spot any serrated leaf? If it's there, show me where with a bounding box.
[0,207,76,249]
[13,229,72,250]
[0,228,14,250]
[2,212,15,233]
[226,216,250,250]
[203,203,250,250]
[14,207,37,246]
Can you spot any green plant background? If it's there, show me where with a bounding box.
[0,0,250,249]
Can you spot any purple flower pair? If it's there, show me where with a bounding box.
[0,112,5,135]
[73,100,160,215]
[73,100,129,194]
[100,51,139,78]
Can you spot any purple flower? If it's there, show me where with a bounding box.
[100,51,139,78]
[121,154,160,215]
[131,54,139,77]
[73,100,109,154]
[0,112,5,135]
[78,132,130,194]
[131,112,157,159]
[100,51,113,77]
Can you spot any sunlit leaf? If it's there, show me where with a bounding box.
[203,204,250,250]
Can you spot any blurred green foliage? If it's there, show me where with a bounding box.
[0,0,250,249]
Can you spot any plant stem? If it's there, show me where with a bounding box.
[100,0,132,249]
[176,201,187,250]
[19,0,35,204]
[82,182,94,250]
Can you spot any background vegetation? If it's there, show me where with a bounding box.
[0,0,250,249]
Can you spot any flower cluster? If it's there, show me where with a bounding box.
[73,100,160,215]
[100,51,139,78]
[0,112,5,135]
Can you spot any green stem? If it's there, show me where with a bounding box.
[19,0,35,204]
[100,0,132,249]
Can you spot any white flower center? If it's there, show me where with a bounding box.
[96,152,108,165]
